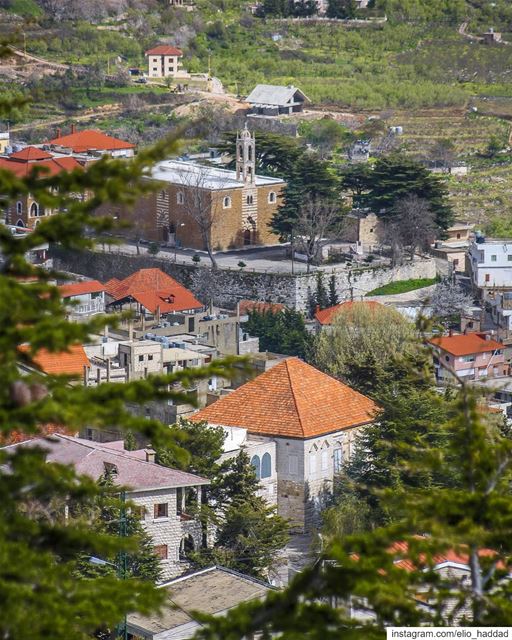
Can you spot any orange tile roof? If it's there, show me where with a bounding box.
[429,333,503,357]
[9,146,53,161]
[2,423,76,446]
[239,300,286,315]
[30,345,90,376]
[145,45,183,56]
[193,357,378,439]
[315,300,383,325]
[59,280,105,298]
[0,155,82,178]
[105,268,203,314]
[48,129,135,153]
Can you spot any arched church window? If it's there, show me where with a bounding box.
[223,196,232,209]
[251,455,261,480]
[261,453,271,479]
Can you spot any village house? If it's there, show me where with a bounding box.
[429,332,508,383]
[47,126,135,159]
[193,357,378,531]
[127,566,275,639]
[145,45,184,78]
[19,343,91,384]
[98,127,285,249]
[2,146,82,230]
[245,84,310,116]
[3,435,209,581]
[59,279,106,320]
[468,236,512,295]
[341,210,384,253]
[431,221,473,274]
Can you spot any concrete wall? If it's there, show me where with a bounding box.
[52,248,437,313]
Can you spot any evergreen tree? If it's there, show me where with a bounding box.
[314,272,329,311]
[326,0,357,19]
[243,308,311,359]
[123,431,137,451]
[328,274,339,307]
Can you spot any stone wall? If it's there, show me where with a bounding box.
[52,247,437,313]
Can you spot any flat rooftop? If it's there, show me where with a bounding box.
[150,159,285,190]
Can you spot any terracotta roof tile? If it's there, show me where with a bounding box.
[106,268,203,314]
[315,300,383,325]
[193,357,378,439]
[145,45,183,56]
[9,146,53,161]
[48,129,135,153]
[30,345,90,376]
[239,300,285,315]
[429,333,502,357]
[59,280,105,298]
[0,155,82,178]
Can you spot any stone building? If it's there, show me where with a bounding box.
[3,435,209,581]
[145,45,184,78]
[245,84,310,116]
[2,147,82,230]
[193,357,378,531]
[98,127,285,250]
[341,210,385,252]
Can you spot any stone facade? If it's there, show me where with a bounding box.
[7,194,56,230]
[341,211,385,251]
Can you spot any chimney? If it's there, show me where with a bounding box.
[71,124,76,134]
[56,127,62,139]
[145,448,156,463]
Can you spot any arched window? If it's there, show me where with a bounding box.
[160,190,167,200]
[223,195,232,209]
[268,191,276,204]
[261,452,271,479]
[15,219,24,229]
[16,201,22,215]
[248,145,252,161]
[238,144,243,160]
[177,191,184,205]
[246,195,253,205]
[30,202,39,217]
[251,455,261,480]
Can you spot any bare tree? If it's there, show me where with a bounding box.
[295,196,344,273]
[430,278,474,323]
[391,195,437,261]
[179,165,229,270]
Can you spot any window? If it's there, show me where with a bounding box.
[309,454,316,474]
[138,355,144,362]
[461,355,475,362]
[246,195,253,205]
[333,448,343,473]
[160,190,167,200]
[457,233,461,239]
[30,202,39,217]
[453,258,459,267]
[288,454,298,475]
[268,191,276,204]
[485,274,491,283]
[154,503,168,519]
[153,544,168,559]
[251,455,261,480]
[261,452,271,479]
[148,354,154,361]
[445,355,450,362]
[15,219,24,229]
[223,196,232,209]
[16,201,22,215]
[321,450,329,472]
[176,487,183,515]
[508,255,512,262]
[491,255,497,262]
[177,191,184,205]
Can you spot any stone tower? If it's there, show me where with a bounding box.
[236,124,255,185]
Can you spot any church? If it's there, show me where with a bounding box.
[100,127,286,250]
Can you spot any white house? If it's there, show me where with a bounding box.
[59,279,106,319]
[469,237,512,292]
[193,358,378,531]
[3,435,209,581]
[145,45,183,78]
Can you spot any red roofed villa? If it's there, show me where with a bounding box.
[193,357,378,530]
[145,45,183,78]
[1,146,82,230]
[105,268,203,317]
[48,126,135,158]
[59,279,106,319]
[429,332,508,383]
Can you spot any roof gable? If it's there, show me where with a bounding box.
[48,129,135,153]
[193,357,378,439]
[9,146,53,162]
[145,45,183,56]
[59,279,105,298]
[245,84,310,107]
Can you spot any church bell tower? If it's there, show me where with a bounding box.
[236,124,255,185]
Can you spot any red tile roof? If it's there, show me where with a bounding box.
[0,155,81,178]
[145,45,183,56]
[59,280,105,298]
[9,146,53,161]
[48,129,135,153]
[239,300,286,315]
[429,333,503,357]
[193,357,378,439]
[315,300,383,325]
[105,268,203,314]
[30,345,90,376]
